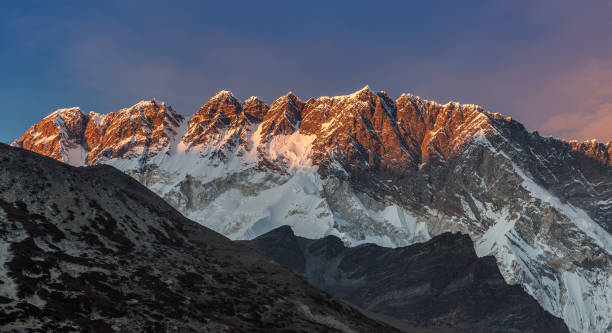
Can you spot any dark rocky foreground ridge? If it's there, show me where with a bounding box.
[0,143,398,332]
[244,226,570,333]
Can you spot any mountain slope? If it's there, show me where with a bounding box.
[12,87,612,332]
[244,226,569,333]
[0,143,398,332]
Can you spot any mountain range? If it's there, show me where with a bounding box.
[12,87,612,332]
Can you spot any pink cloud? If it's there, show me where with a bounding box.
[542,103,612,142]
[539,60,612,142]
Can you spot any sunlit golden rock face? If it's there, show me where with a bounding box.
[86,100,184,164]
[259,92,303,143]
[300,87,410,172]
[12,100,184,165]
[14,87,612,169]
[567,140,612,165]
[297,86,496,174]
[180,91,272,153]
[12,107,89,164]
[241,96,268,124]
[397,94,494,164]
[181,91,242,151]
[83,111,107,150]
[236,96,269,149]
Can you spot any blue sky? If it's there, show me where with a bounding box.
[2,1,611,142]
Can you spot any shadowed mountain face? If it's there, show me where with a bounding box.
[0,143,398,333]
[244,226,569,333]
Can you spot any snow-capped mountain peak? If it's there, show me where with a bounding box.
[12,89,612,332]
[12,106,88,166]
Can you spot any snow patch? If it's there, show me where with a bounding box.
[267,131,316,171]
[193,170,339,241]
[62,144,88,167]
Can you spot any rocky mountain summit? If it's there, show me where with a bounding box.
[12,86,612,332]
[13,100,184,166]
[244,226,569,333]
[0,143,398,332]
